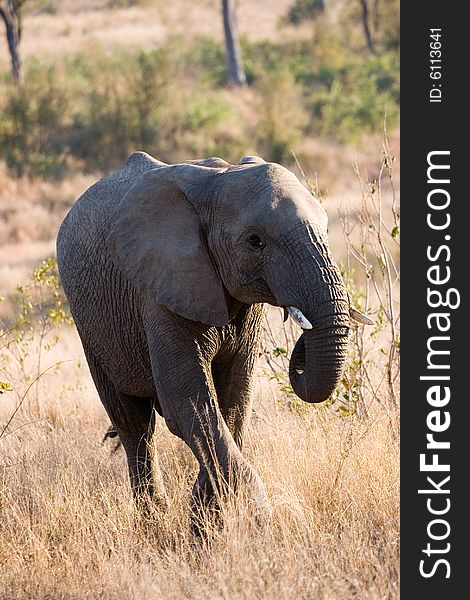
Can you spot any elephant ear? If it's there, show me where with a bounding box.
[105,165,229,327]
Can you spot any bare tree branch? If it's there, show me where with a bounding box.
[0,0,22,81]
[358,0,375,53]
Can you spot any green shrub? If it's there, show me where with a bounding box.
[242,39,287,84]
[184,36,227,86]
[285,0,325,25]
[0,27,399,175]
[67,48,172,170]
[0,60,70,177]
[253,68,308,164]
[309,53,399,142]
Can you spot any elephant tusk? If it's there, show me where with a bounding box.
[287,306,313,330]
[349,307,375,326]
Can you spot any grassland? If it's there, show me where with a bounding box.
[0,1,399,597]
[0,309,399,598]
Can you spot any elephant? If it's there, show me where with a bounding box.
[56,151,371,529]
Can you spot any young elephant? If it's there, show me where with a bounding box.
[57,152,369,527]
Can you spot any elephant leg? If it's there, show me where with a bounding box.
[212,352,256,449]
[83,348,167,508]
[145,318,270,531]
[194,348,257,520]
[213,304,263,448]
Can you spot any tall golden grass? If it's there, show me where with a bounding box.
[0,348,399,598]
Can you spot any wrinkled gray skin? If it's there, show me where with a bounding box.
[57,152,350,527]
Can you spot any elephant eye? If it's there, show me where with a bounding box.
[248,234,266,249]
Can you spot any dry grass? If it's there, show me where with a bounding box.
[0,175,91,245]
[0,0,300,66]
[0,166,97,321]
[0,326,399,599]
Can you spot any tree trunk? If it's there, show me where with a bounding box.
[222,0,246,87]
[358,0,375,53]
[0,1,21,82]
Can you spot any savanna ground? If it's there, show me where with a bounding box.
[1,1,399,597]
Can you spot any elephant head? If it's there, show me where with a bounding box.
[106,155,370,405]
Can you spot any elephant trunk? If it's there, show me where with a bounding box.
[287,262,350,403]
[289,314,349,404]
[269,225,351,404]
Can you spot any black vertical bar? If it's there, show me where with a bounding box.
[401,4,465,597]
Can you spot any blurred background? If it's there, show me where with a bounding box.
[0,0,399,313]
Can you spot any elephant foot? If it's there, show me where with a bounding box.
[188,468,272,539]
[132,493,170,546]
[242,481,273,533]
[132,482,169,527]
[247,489,272,531]
[189,478,219,539]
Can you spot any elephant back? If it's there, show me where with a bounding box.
[56,152,165,299]
[65,152,165,229]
